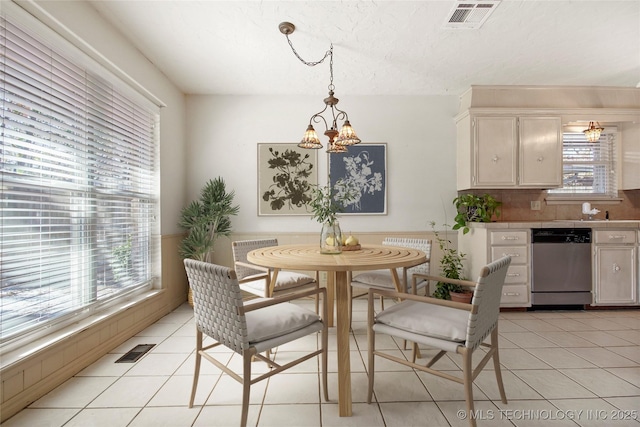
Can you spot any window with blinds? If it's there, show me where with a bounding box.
[548,131,617,197]
[1,14,159,342]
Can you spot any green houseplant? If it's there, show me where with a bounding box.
[178,177,239,262]
[430,221,468,301]
[452,193,502,234]
[309,184,344,226]
[309,184,346,254]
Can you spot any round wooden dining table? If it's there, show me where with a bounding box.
[247,243,427,417]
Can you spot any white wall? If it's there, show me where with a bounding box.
[186,95,461,233]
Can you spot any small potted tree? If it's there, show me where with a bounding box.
[452,193,502,235]
[179,177,239,303]
[430,222,471,303]
[179,177,239,261]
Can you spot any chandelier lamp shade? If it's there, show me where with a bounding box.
[279,22,361,153]
[583,121,604,142]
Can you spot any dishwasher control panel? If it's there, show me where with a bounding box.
[532,228,591,244]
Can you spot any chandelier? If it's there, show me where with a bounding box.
[583,121,604,142]
[278,22,361,153]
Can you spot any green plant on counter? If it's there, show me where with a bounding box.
[452,193,502,234]
[430,221,466,300]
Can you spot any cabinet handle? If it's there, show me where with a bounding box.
[503,252,520,257]
[507,273,520,277]
[501,236,520,240]
[608,235,627,240]
[613,263,621,273]
[492,155,499,162]
[537,156,544,162]
[503,292,520,296]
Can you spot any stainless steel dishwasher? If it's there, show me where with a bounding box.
[531,228,592,306]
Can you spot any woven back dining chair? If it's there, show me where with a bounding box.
[184,259,328,427]
[348,237,431,321]
[366,256,511,427]
[232,238,320,312]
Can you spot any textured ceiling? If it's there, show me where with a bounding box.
[88,1,640,96]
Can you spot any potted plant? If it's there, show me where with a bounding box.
[178,177,239,262]
[430,221,471,302]
[452,193,502,235]
[309,184,346,254]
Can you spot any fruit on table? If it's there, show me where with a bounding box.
[325,236,336,246]
[345,235,359,246]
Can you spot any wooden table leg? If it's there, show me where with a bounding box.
[335,270,352,417]
[326,271,335,327]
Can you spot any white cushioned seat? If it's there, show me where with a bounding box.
[374,300,468,342]
[354,269,426,291]
[241,271,315,293]
[246,304,321,343]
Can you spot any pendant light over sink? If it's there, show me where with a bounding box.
[278,22,361,153]
[583,121,604,142]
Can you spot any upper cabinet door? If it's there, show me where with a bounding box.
[518,117,562,187]
[620,122,640,190]
[474,117,518,187]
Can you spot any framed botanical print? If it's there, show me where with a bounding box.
[329,143,387,215]
[258,143,318,216]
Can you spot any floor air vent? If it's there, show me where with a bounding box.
[115,344,155,363]
[443,1,500,29]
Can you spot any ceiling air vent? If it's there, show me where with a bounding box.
[443,1,500,29]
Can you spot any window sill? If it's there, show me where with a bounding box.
[545,196,624,205]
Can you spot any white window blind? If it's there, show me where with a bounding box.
[0,15,159,342]
[549,131,617,197]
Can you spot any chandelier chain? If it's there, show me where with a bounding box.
[285,35,334,90]
[328,47,334,90]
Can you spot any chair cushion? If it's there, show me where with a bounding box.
[243,271,314,293]
[246,303,321,343]
[275,271,315,289]
[375,300,469,342]
[352,270,426,290]
[353,270,396,288]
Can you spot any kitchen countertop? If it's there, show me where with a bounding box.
[467,220,640,229]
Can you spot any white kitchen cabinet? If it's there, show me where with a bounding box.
[518,117,563,187]
[593,229,638,305]
[458,228,530,307]
[457,115,562,190]
[620,122,640,190]
[473,116,518,187]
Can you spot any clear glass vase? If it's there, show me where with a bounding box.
[320,220,342,254]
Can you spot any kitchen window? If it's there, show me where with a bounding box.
[547,129,618,199]
[0,11,160,344]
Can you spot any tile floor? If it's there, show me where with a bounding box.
[3,298,640,427]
